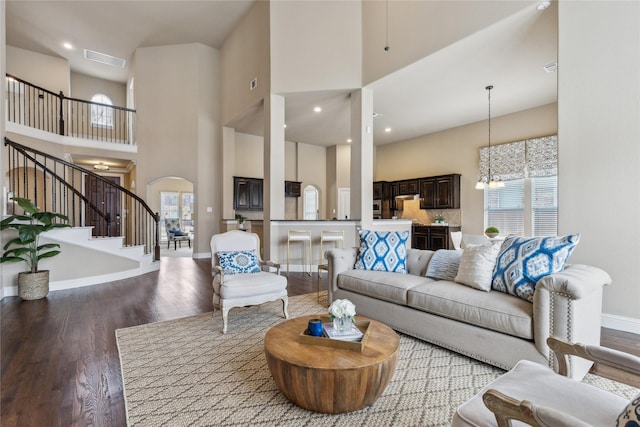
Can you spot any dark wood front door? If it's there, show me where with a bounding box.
[85,176,121,237]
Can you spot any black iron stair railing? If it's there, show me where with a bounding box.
[4,137,160,261]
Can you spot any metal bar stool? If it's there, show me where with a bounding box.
[316,230,345,303]
[287,230,312,277]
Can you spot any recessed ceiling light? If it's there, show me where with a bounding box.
[347,138,352,143]
[63,42,73,50]
[283,124,287,128]
[313,106,322,113]
[537,1,551,10]
[384,127,392,133]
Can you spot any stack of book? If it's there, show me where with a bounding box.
[322,322,364,342]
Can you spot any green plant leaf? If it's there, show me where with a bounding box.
[13,197,40,214]
[37,243,61,251]
[0,255,28,264]
[38,250,61,260]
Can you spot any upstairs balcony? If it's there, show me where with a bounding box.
[5,73,136,150]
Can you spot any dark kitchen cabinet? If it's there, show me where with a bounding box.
[412,225,461,250]
[397,179,419,195]
[234,177,263,211]
[420,174,460,210]
[285,181,302,197]
[373,181,384,200]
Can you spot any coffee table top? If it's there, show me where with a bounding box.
[264,315,399,370]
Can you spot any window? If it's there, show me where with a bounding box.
[160,191,194,240]
[485,180,525,235]
[531,176,558,237]
[481,136,558,237]
[91,94,113,128]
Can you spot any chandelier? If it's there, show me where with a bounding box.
[476,85,504,190]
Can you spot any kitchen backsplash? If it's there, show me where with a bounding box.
[398,199,462,226]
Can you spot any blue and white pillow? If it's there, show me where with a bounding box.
[492,234,580,302]
[426,249,463,281]
[217,250,261,275]
[355,229,409,274]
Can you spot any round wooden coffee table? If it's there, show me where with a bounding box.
[264,315,399,414]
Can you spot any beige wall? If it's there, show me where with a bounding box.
[134,43,220,256]
[70,72,126,107]
[270,0,362,93]
[375,103,558,235]
[558,1,640,328]
[6,46,70,94]
[220,1,270,126]
[362,1,533,85]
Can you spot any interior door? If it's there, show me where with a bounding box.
[338,188,350,220]
[85,176,121,237]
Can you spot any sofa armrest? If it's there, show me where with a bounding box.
[212,265,225,284]
[326,247,358,303]
[260,260,281,274]
[537,264,611,299]
[533,264,611,379]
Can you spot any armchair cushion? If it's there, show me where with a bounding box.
[217,250,261,275]
[213,271,287,299]
[492,234,580,302]
[169,228,185,237]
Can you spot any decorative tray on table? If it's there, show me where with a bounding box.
[298,316,371,352]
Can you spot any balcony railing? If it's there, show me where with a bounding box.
[5,74,135,145]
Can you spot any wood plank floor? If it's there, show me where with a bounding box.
[1,257,638,427]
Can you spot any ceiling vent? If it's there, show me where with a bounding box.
[543,62,558,73]
[84,49,126,68]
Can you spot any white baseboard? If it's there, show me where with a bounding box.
[601,313,640,334]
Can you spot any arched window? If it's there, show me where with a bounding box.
[91,94,113,128]
[303,185,319,220]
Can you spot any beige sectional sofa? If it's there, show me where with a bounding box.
[326,247,611,379]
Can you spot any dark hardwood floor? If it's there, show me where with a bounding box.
[1,257,638,427]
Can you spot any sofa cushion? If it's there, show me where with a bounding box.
[337,269,434,305]
[454,242,501,291]
[354,229,409,273]
[492,234,580,302]
[616,392,640,427]
[425,249,462,280]
[407,280,534,339]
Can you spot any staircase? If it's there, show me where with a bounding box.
[2,137,160,296]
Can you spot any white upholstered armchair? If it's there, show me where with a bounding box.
[210,230,288,333]
[452,336,640,427]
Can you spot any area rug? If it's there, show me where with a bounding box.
[116,293,638,427]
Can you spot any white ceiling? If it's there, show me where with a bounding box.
[5,0,557,149]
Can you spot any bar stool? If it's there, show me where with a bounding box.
[316,230,345,303]
[287,230,312,277]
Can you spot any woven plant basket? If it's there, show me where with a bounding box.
[18,270,50,300]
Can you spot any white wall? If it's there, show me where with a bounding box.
[6,46,70,94]
[134,43,220,256]
[270,0,362,93]
[70,72,126,107]
[558,1,640,331]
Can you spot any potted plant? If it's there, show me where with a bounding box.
[485,226,500,238]
[235,213,246,229]
[1,197,71,300]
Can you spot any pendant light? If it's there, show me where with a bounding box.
[476,85,504,190]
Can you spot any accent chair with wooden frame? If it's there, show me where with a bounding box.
[210,230,288,334]
[164,218,191,250]
[451,336,640,427]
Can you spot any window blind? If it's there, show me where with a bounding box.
[485,179,525,235]
[531,176,558,236]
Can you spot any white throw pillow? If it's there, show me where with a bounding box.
[454,242,501,291]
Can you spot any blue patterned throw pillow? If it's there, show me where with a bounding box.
[492,234,580,302]
[355,229,409,273]
[217,250,261,275]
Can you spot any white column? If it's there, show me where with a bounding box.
[222,127,236,221]
[350,88,374,229]
[264,94,286,261]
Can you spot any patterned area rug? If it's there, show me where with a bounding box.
[116,293,637,427]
